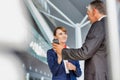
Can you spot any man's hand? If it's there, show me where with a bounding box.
[52,43,64,55]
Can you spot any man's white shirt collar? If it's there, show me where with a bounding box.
[98,15,107,21]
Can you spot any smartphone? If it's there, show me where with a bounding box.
[53,39,59,44]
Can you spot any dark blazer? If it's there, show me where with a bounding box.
[47,49,82,80]
[62,17,108,80]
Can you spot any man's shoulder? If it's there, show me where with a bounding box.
[92,21,103,27]
[91,21,105,32]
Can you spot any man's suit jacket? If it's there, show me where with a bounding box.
[47,49,82,80]
[62,17,108,80]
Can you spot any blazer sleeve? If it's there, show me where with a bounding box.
[47,50,61,75]
[62,21,105,60]
[73,61,82,77]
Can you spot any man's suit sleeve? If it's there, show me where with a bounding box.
[62,21,105,60]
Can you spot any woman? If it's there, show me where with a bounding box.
[47,27,82,80]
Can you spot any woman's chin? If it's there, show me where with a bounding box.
[59,40,67,43]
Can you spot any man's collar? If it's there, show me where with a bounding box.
[98,15,107,21]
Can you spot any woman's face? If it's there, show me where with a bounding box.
[54,29,68,43]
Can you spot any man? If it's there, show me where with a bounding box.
[53,1,108,80]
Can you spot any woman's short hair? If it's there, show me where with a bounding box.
[53,26,67,36]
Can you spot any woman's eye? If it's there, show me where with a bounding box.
[59,33,62,35]
[59,32,66,35]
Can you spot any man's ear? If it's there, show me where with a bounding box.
[94,8,99,13]
[93,8,98,15]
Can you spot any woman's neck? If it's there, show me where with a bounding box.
[59,42,66,47]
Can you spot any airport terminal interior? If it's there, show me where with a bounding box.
[0,0,120,80]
